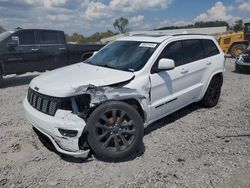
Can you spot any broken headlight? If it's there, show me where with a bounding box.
[74,94,91,111]
[60,94,91,112]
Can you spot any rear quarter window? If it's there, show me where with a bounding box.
[201,39,220,57]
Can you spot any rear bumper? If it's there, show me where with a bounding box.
[23,97,89,158]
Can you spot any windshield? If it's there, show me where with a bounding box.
[0,31,12,42]
[87,41,159,72]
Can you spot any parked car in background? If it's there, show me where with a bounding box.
[235,45,250,72]
[0,29,104,83]
[23,33,225,161]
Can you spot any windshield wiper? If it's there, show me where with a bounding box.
[96,64,117,69]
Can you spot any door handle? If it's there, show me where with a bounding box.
[59,48,66,50]
[180,68,188,74]
[206,61,212,65]
[31,48,39,52]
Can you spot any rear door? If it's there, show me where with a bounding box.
[3,30,41,74]
[149,39,207,121]
[37,30,67,71]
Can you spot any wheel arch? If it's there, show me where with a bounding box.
[81,51,95,61]
[120,98,146,123]
[0,60,4,76]
[199,71,223,101]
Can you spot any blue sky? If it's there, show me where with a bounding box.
[0,0,250,36]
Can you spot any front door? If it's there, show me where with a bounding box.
[2,30,41,74]
[149,39,207,121]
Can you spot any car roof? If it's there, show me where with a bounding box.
[14,28,64,33]
[117,33,213,43]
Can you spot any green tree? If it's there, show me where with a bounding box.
[113,17,129,33]
[68,33,86,43]
[233,19,244,32]
[66,30,117,43]
[0,25,6,33]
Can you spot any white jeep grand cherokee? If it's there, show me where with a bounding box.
[23,33,225,161]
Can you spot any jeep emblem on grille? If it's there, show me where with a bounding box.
[34,87,39,91]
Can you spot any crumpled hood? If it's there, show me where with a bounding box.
[30,63,134,97]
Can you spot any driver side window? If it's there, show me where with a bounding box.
[152,41,183,73]
[18,31,36,45]
[159,41,183,66]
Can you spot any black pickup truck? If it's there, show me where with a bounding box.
[0,29,104,82]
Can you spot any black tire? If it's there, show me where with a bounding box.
[200,76,223,108]
[230,43,247,58]
[235,63,242,73]
[86,101,144,162]
[0,71,3,87]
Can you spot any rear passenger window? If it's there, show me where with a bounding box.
[159,41,183,67]
[39,31,60,44]
[201,39,220,57]
[18,31,35,45]
[183,40,204,63]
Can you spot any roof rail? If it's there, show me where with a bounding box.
[130,31,173,36]
[129,31,210,37]
[172,33,208,36]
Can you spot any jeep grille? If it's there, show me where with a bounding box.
[27,88,60,116]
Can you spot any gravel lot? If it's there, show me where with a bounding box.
[0,58,249,188]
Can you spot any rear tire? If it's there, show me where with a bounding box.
[230,43,247,58]
[86,101,144,162]
[200,76,223,108]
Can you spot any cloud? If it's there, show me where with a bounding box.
[81,1,111,20]
[47,14,73,22]
[158,19,192,28]
[109,0,173,12]
[237,0,250,11]
[81,0,174,20]
[130,15,144,26]
[194,1,239,23]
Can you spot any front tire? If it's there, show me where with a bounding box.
[235,63,242,72]
[86,101,144,162]
[200,76,223,108]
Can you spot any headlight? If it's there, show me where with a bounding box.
[60,94,91,112]
[75,94,91,109]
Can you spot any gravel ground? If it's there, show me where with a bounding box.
[0,58,249,188]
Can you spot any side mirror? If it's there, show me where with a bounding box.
[92,51,98,57]
[7,36,19,49]
[158,58,175,71]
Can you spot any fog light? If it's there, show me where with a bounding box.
[58,128,78,137]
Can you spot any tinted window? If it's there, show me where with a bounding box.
[39,31,60,44]
[201,39,220,57]
[158,41,183,67]
[183,40,204,63]
[18,31,35,45]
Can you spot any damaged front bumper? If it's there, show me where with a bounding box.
[23,98,89,158]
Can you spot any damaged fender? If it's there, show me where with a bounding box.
[72,75,152,124]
